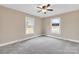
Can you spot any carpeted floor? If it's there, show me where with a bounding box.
[0,36,79,54]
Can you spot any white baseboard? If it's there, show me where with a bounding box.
[0,35,41,47]
[45,35,79,43]
[0,34,79,47]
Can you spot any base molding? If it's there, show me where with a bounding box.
[0,34,79,47]
[0,35,41,47]
[45,35,79,43]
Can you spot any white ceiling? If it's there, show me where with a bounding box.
[1,4,79,18]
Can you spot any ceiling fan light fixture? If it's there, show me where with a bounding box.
[37,4,53,14]
[42,9,47,12]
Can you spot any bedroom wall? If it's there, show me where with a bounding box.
[0,6,42,44]
[43,10,79,40]
[0,5,79,45]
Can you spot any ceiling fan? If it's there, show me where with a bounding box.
[37,4,53,14]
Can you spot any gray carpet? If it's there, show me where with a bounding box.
[0,36,79,54]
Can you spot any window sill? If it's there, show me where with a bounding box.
[25,33,34,35]
[51,32,60,35]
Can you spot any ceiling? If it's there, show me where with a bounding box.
[1,4,79,18]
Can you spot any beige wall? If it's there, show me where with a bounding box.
[0,8,3,41]
[43,10,79,40]
[0,5,79,44]
[0,6,42,44]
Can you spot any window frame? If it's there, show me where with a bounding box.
[25,16,35,35]
[50,17,61,34]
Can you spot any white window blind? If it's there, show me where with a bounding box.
[25,16,35,34]
[51,17,61,34]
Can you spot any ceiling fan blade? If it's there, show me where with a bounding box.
[37,10,42,13]
[47,4,50,7]
[37,7,42,9]
[47,9,53,11]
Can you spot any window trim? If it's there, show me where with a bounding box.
[50,17,61,34]
[25,16,35,35]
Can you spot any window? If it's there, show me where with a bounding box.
[51,17,61,34]
[25,16,35,34]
